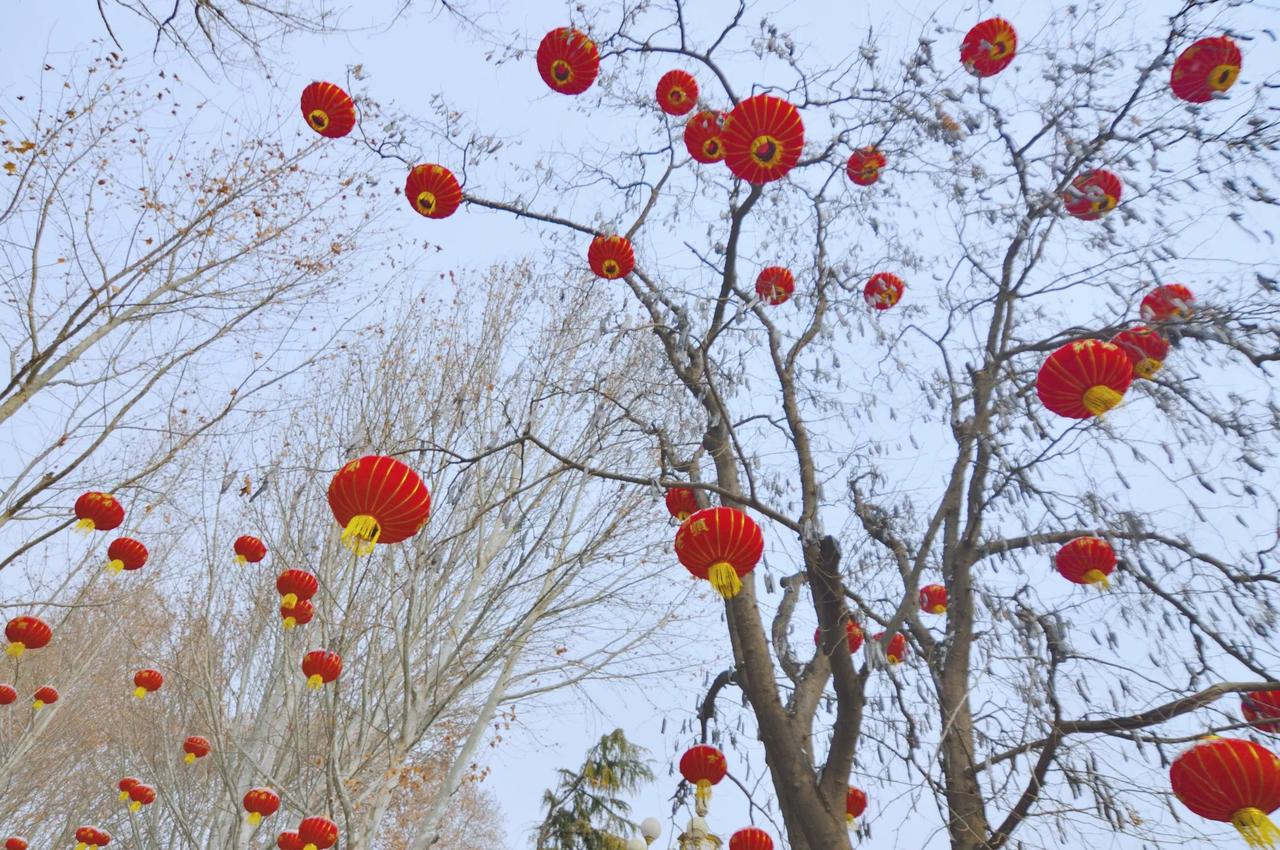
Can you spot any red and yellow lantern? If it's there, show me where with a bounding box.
[1244,692,1280,734]
[684,111,728,164]
[960,18,1017,77]
[674,507,764,599]
[587,235,635,280]
[846,786,868,825]
[1054,536,1116,589]
[74,492,124,532]
[1110,325,1170,379]
[277,569,319,610]
[183,735,211,764]
[281,599,314,630]
[846,147,886,186]
[728,827,773,850]
[536,27,599,95]
[679,745,727,809]
[74,827,110,850]
[1035,339,1133,419]
[32,685,57,710]
[657,70,699,116]
[1171,737,1280,848]
[298,816,339,850]
[0,684,15,705]
[755,267,795,306]
[404,164,462,220]
[328,455,432,555]
[244,787,281,826]
[132,669,163,699]
[1140,284,1195,322]
[302,650,342,690]
[814,618,864,653]
[277,833,305,850]
[106,538,147,574]
[723,94,804,185]
[1063,169,1122,220]
[1171,36,1242,103]
[5,615,51,657]
[665,488,698,522]
[117,777,139,801]
[5,837,27,850]
[234,536,267,565]
[871,631,908,664]
[864,272,904,310]
[919,584,948,614]
[127,783,156,812]
[299,82,356,138]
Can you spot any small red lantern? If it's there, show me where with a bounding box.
[183,735,211,764]
[722,94,804,185]
[1244,692,1280,734]
[234,536,267,565]
[0,684,15,705]
[1140,284,1195,322]
[106,538,148,574]
[5,615,51,657]
[277,569,319,610]
[587,235,636,280]
[127,783,156,812]
[684,111,728,164]
[277,833,305,850]
[404,164,463,220]
[755,267,795,306]
[300,82,356,139]
[814,618,864,653]
[864,272,905,310]
[728,827,773,850]
[1170,737,1280,847]
[679,745,727,808]
[1110,325,1170,380]
[328,455,431,555]
[536,27,599,96]
[244,787,281,826]
[846,786,868,825]
[74,492,124,532]
[302,650,343,690]
[281,599,315,630]
[1171,36,1242,104]
[74,827,110,850]
[1063,169,1122,220]
[919,584,948,614]
[298,816,339,850]
[132,669,163,699]
[960,18,1017,77]
[1055,536,1116,589]
[1035,339,1133,419]
[846,147,886,186]
[5,837,27,850]
[870,631,908,664]
[674,507,764,599]
[657,70,699,116]
[665,488,698,522]
[117,777,140,801]
[32,685,57,709]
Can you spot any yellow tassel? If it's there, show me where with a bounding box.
[1083,569,1111,590]
[307,674,324,690]
[107,559,124,574]
[1134,358,1162,379]
[247,812,262,826]
[76,843,87,850]
[234,554,248,565]
[846,814,855,828]
[304,844,318,850]
[695,778,711,808]
[283,617,297,630]
[676,511,690,522]
[281,593,298,609]
[341,514,381,556]
[5,642,24,658]
[133,686,147,699]
[1233,807,1280,848]
[74,518,95,533]
[130,801,142,812]
[119,791,130,801]
[32,699,44,710]
[184,752,196,764]
[1082,384,1124,417]
[707,562,742,599]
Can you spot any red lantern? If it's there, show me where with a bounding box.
[132,669,163,699]
[1035,339,1133,419]
[5,615,51,657]
[1110,325,1170,380]
[127,783,156,812]
[674,507,764,599]
[183,735,211,764]
[328,455,432,555]
[234,536,267,565]
[300,82,356,138]
[728,827,773,850]
[302,650,343,689]
[277,569,319,610]
[960,18,1017,77]
[1171,36,1242,103]
[1170,737,1280,847]
[32,685,57,709]
[0,684,15,705]
[277,833,305,850]
[870,631,908,664]
[665,488,698,522]
[919,584,948,614]
[679,745,727,808]
[1063,169,1122,220]
[117,777,140,801]
[723,94,804,185]
[244,787,281,826]
[657,70,699,116]
[846,147,886,186]
[587,235,636,280]
[536,27,599,96]
[863,272,905,310]
[405,164,463,220]
[1054,536,1116,589]
[281,599,315,630]
[1140,284,1195,322]
[846,786,868,825]
[106,538,148,574]
[684,111,728,164]
[74,492,124,532]
[814,618,864,653]
[298,816,339,850]
[755,267,795,306]
[74,827,110,850]
[5,837,27,850]
[1244,692,1280,734]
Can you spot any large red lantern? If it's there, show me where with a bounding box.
[298,816,339,850]
[74,492,124,532]
[73,827,110,850]
[1140,284,1195,322]
[1110,325,1170,380]
[1035,339,1133,419]
[234,536,267,565]
[846,147,886,186]
[0,684,15,705]
[864,272,905,310]
[32,685,57,709]
[302,650,343,689]
[328,455,431,555]
[132,669,163,699]
[244,787,281,825]
[404,164,462,220]
[679,745,727,808]
[1244,692,1280,734]
[665,488,698,522]
[587,235,635,280]
[919,584,947,614]
[277,833,305,850]
[728,827,773,850]
[5,615,51,657]
[960,18,1017,77]
[1170,737,1280,848]
[1171,36,1242,103]
[281,599,315,630]
[300,82,356,139]
[5,837,27,850]
[1063,169,1122,220]
[814,618,864,653]
[117,777,140,801]
[674,507,764,599]
[846,785,868,825]
[277,569,319,610]
[684,111,728,164]
[723,94,804,185]
[127,783,156,812]
[871,631,908,664]
[536,27,599,96]
[183,735,211,763]
[106,538,148,574]
[755,267,795,306]
[1054,536,1116,589]
[657,70,699,116]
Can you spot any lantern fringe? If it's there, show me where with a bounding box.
[303,844,318,850]
[247,812,262,826]
[119,791,130,801]
[1135,358,1162,379]
[32,700,45,710]
[695,778,712,815]
[283,617,297,630]
[341,514,381,556]
[1083,569,1111,590]
[1083,385,1124,417]
[75,843,88,850]
[281,593,298,609]
[184,753,196,764]
[307,674,325,690]
[107,559,124,574]
[234,554,248,565]
[130,801,142,812]
[73,518,95,533]
[133,687,147,699]
[707,562,742,599]
[5,642,24,658]
[847,814,856,828]
[1233,808,1280,849]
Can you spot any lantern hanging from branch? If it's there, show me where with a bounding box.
[281,599,315,630]
[684,111,728,164]
[960,18,1017,77]
[404,164,462,220]
[846,147,886,186]
[679,745,727,810]
[277,569,319,610]
[106,538,148,574]
[1063,169,1122,220]
[919,584,948,614]
[674,507,764,599]
[864,272,905,310]
[73,492,123,532]
[664,488,698,522]
[1140,284,1195,322]
[117,777,140,802]
[302,650,343,689]
[1054,536,1116,589]
[755,267,795,306]
[723,94,804,185]
[1171,36,1242,103]
[234,536,267,565]
[277,833,305,850]
[0,684,15,705]
[1110,325,1170,380]
[728,827,773,850]
[298,816,340,850]
[846,786,868,826]
[132,669,163,699]
[183,736,211,764]
[127,784,156,812]
[1035,339,1133,419]
[244,788,281,826]
[871,632,908,664]
[657,70,698,116]
[1244,692,1280,734]
[588,235,635,280]
[814,618,864,653]
[74,827,110,850]
[4,837,27,850]
[328,455,431,555]
[1170,737,1280,848]
[536,27,599,95]
[32,685,57,709]
[5,615,51,657]
[300,82,356,138]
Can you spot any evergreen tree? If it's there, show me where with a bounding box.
[535,730,655,850]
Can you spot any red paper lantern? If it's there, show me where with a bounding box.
[128,783,156,811]
[755,267,795,306]
[117,777,140,801]
[919,584,948,614]
[404,164,463,220]
[298,816,339,850]
[74,492,124,532]
[1140,284,1195,322]
[277,569,319,609]
[244,787,281,826]
[1035,339,1133,419]
[864,272,905,310]
[679,745,727,808]
[665,488,698,522]
[1171,36,1242,103]
[1063,169,1122,220]
[300,82,356,138]
[870,631,908,664]
[1170,737,1280,847]
[1110,325,1170,379]
[722,94,804,185]
[846,785,868,824]
[328,455,432,555]
[685,111,728,164]
[106,538,148,574]
[5,615,51,657]
[1055,536,1116,589]
[234,536,267,565]
[814,618,864,653]
[302,650,343,690]
[960,18,1017,77]
[0,683,15,705]
[32,685,57,709]
[536,27,599,96]
[277,833,305,850]
[846,147,886,186]
[281,599,314,630]
[1244,692,1280,734]
[588,235,636,280]
[132,669,163,699]
[5,837,27,850]
[674,507,764,599]
[74,827,110,850]
[728,827,773,850]
[183,735,211,763]
[657,70,699,116]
